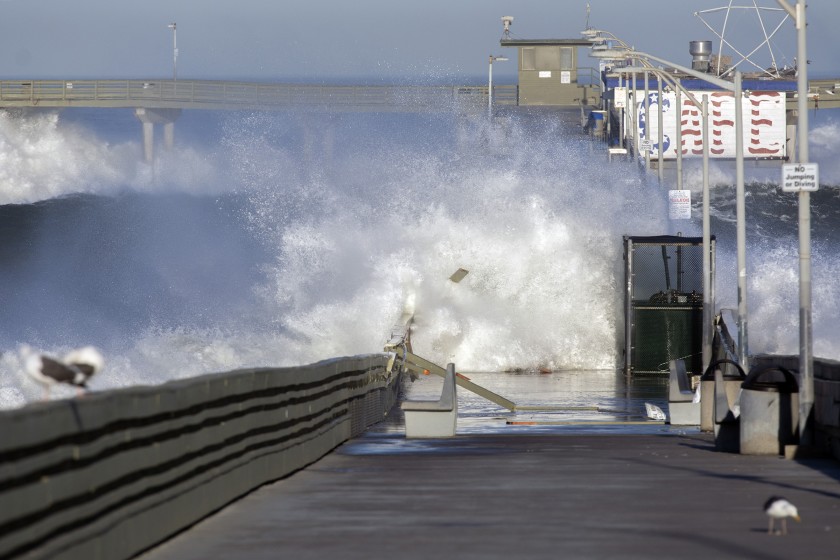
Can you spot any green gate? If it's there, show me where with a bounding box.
[624,235,714,376]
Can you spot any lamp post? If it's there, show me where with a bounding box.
[777,0,813,446]
[488,55,509,117]
[590,45,749,369]
[168,22,178,81]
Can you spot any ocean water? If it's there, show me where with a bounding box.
[0,104,839,408]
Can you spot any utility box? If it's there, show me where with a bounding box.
[624,235,714,376]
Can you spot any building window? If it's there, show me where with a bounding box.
[536,46,561,70]
[522,47,536,71]
[561,47,573,70]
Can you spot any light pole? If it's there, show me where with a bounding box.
[591,45,749,368]
[168,23,178,81]
[488,55,509,117]
[777,0,813,446]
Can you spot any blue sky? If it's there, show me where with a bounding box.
[1,0,837,82]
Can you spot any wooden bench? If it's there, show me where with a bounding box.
[401,363,457,438]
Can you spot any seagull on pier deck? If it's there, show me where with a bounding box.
[764,496,800,535]
[22,345,104,399]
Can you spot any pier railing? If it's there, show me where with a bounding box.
[0,79,519,112]
[0,354,399,560]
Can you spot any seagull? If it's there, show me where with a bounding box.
[764,496,800,535]
[22,345,104,399]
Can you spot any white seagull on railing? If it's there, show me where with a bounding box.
[22,345,104,399]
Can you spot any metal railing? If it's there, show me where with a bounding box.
[0,79,520,112]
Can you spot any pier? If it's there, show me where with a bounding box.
[137,429,840,560]
[4,5,840,559]
[0,79,522,163]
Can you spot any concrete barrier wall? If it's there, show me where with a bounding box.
[0,354,398,560]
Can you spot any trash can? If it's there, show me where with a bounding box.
[739,366,800,456]
[700,359,744,432]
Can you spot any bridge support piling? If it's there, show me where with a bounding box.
[163,121,175,151]
[142,121,155,164]
[134,107,182,163]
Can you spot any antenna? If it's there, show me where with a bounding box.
[501,16,514,38]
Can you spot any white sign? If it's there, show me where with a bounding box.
[627,91,786,160]
[561,71,571,84]
[538,71,552,78]
[782,163,819,192]
[639,138,653,152]
[669,190,692,220]
[613,86,626,109]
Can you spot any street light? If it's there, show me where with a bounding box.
[488,55,509,116]
[168,23,178,81]
[591,45,749,369]
[777,0,813,447]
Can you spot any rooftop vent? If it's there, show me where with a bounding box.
[689,40,712,73]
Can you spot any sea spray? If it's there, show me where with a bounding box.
[2,106,840,408]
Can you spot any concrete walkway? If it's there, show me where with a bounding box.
[139,429,840,560]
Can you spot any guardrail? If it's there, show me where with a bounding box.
[0,80,519,112]
[0,354,399,560]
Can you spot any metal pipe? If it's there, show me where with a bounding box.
[619,73,625,150]
[168,23,178,81]
[488,55,509,118]
[632,73,638,159]
[488,55,494,116]
[625,237,634,378]
[657,76,664,184]
[778,0,814,446]
[622,79,627,152]
[644,71,650,171]
[676,83,683,190]
[702,94,712,371]
[734,70,748,369]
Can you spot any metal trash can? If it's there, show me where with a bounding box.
[739,366,800,456]
[700,359,744,432]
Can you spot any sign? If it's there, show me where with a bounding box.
[669,190,692,220]
[560,71,571,84]
[781,163,819,192]
[613,86,626,109]
[538,71,552,78]
[626,91,786,160]
[639,138,653,152]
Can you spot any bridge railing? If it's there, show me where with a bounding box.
[0,79,518,112]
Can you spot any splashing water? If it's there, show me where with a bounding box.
[1,106,839,408]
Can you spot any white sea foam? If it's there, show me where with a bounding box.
[0,109,220,204]
[3,107,840,409]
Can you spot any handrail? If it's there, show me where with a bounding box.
[0,79,506,112]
